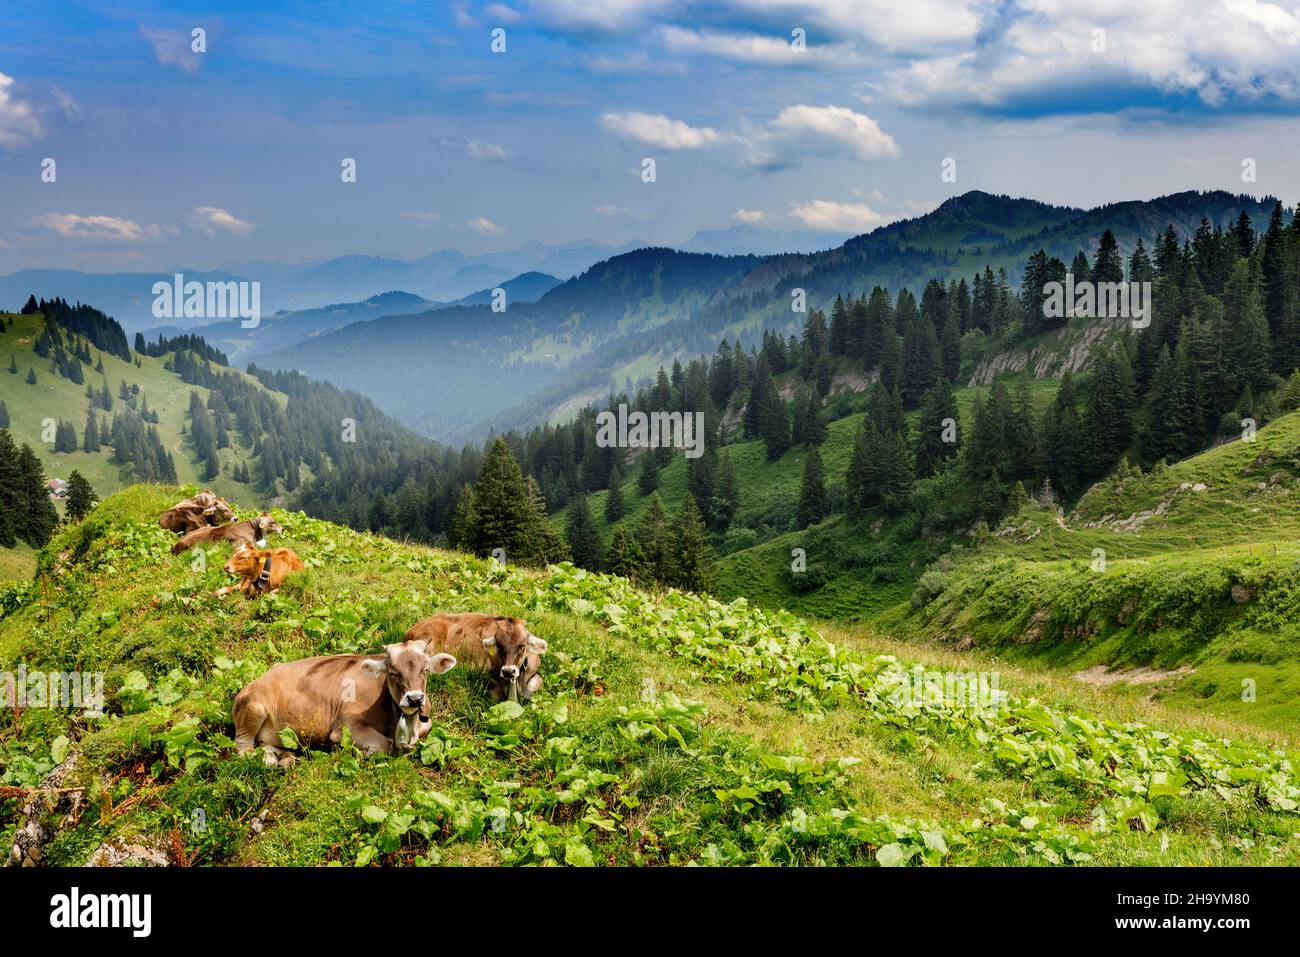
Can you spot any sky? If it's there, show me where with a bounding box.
[1,0,1300,273]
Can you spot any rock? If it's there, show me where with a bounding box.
[1230,583,1254,604]
[87,837,171,867]
[5,751,84,869]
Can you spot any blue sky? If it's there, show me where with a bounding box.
[2,0,1299,273]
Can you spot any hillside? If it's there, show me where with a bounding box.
[1,485,1297,867]
[251,190,1291,443]
[0,305,427,581]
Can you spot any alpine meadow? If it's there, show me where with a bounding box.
[2,0,1299,939]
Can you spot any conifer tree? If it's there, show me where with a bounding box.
[796,446,828,528]
[65,470,97,521]
[672,493,716,593]
[604,461,626,522]
[565,492,603,570]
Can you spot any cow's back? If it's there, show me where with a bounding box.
[405,615,494,670]
[235,654,387,746]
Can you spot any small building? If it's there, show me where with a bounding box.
[47,477,69,499]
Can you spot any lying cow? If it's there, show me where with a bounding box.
[232,638,457,763]
[404,613,547,703]
[217,542,305,598]
[171,512,282,555]
[159,490,235,534]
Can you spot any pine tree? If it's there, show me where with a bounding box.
[606,525,644,581]
[637,452,660,496]
[604,462,626,522]
[796,447,828,529]
[565,492,603,570]
[15,443,58,547]
[915,378,959,477]
[64,470,97,521]
[672,493,716,593]
[0,430,20,547]
[710,450,738,531]
[1092,229,1124,283]
[0,401,8,429]
[448,483,475,549]
[83,409,101,452]
[637,493,673,583]
[26,368,36,385]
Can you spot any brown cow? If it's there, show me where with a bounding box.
[403,613,547,702]
[231,639,457,764]
[170,512,282,554]
[159,490,235,533]
[217,542,305,598]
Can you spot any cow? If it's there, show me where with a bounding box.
[159,491,235,534]
[217,542,305,598]
[403,613,548,703]
[170,512,282,554]
[231,639,457,764]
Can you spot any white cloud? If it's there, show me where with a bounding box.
[881,0,1300,114]
[468,216,504,235]
[401,211,443,227]
[788,200,888,232]
[732,208,767,224]
[598,111,720,149]
[187,206,256,237]
[32,213,174,242]
[582,51,688,75]
[657,25,813,65]
[140,24,204,74]
[484,4,524,24]
[770,104,900,160]
[525,0,678,32]
[0,73,42,148]
[467,139,510,160]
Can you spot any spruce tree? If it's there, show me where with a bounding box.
[565,492,603,570]
[672,493,716,593]
[710,450,738,532]
[15,443,58,547]
[606,526,644,581]
[796,447,828,529]
[637,493,672,583]
[604,462,626,522]
[65,470,97,521]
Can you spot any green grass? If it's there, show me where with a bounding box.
[2,484,1297,867]
[0,313,274,504]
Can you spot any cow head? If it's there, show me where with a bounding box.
[223,542,261,577]
[250,512,283,544]
[202,497,235,524]
[481,617,548,701]
[363,639,456,748]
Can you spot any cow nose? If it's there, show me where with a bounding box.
[405,691,425,704]
[501,665,519,678]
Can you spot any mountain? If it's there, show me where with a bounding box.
[0,241,644,338]
[0,302,424,527]
[679,224,852,256]
[260,248,761,440]
[150,291,438,365]
[253,190,1292,443]
[442,271,562,308]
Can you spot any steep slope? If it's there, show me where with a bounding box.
[0,485,1295,867]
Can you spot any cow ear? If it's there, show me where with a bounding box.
[481,633,497,649]
[361,657,387,676]
[527,634,549,655]
[430,653,457,674]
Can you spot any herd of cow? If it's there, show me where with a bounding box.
[158,491,549,763]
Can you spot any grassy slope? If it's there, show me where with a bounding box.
[0,313,272,500]
[894,407,1300,735]
[1,484,1296,868]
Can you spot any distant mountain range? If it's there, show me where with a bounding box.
[0,226,847,337]
[4,191,1289,444]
